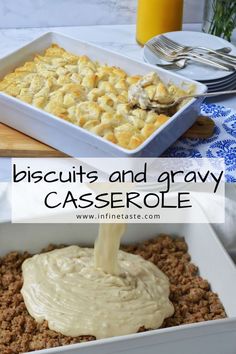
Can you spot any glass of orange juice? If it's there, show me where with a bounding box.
[136,0,184,46]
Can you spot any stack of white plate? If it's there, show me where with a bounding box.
[144,31,236,92]
[200,70,236,92]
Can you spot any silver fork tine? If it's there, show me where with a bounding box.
[150,36,185,56]
[146,39,170,55]
[158,36,184,53]
[151,40,167,52]
[146,42,170,61]
[147,39,233,71]
[146,42,178,63]
[152,41,174,56]
[159,35,185,51]
[148,37,159,47]
[157,36,236,69]
[159,35,236,63]
[157,37,177,50]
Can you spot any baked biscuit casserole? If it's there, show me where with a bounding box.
[0,44,193,150]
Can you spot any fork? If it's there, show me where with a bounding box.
[159,35,236,63]
[147,39,235,71]
[156,37,236,70]
[151,50,232,71]
[146,42,234,71]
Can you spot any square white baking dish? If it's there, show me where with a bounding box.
[0,32,207,157]
[0,222,236,354]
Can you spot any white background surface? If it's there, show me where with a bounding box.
[0,0,205,28]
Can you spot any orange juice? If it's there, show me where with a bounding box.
[136,0,184,46]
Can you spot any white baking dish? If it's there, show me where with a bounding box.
[0,222,236,354]
[0,32,207,157]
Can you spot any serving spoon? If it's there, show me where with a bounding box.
[137,90,236,113]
